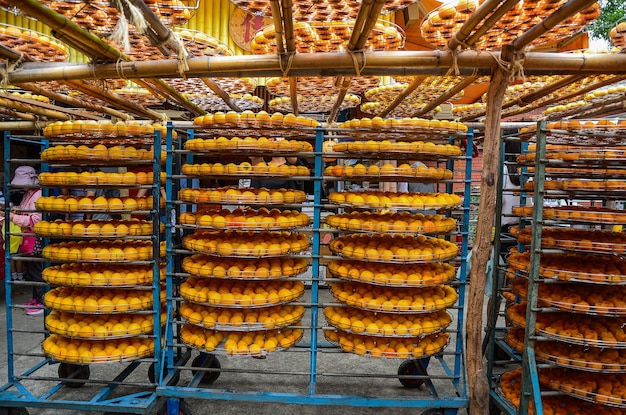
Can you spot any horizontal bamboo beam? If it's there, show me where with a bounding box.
[0,121,42,130]
[5,52,626,84]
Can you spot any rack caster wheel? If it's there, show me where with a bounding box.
[58,363,90,388]
[0,408,30,415]
[421,410,444,415]
[397,359,427,389]
[148,362,180,386]
[157,399,194,415]
[191,353,221,385]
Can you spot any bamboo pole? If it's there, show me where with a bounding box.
[353,0,386,51]
[5,51,626,84]
[379,76,426,117]
[514,75,585,106]
[0,121,42,130]
[0,91,104,120]
[281,0,297,115]
[413,76,478,117]
[447,0,513,50]
[281,0,296,54]
[348,0,375,50]
[500,75,626,120]
[327,77,351,123]
[513,0,599,50]
[7,0,125,62]
[64,80,161,120]
[0,108,36,121]
[0,42,33,62]
[462,74,585,121]
[530,75,626,112]
[289,77,298,116]
[269,0,285,55]
[137,78,205,115]
[0,96,71,120]
[467,44,514,415]
[463,0,520,48]
[17,82,131,120]
[105,0,211,115]
[571,99,626,119]
[125,0,177,56]
[200,78,242,112]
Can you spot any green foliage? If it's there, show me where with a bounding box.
[588,0,626,43]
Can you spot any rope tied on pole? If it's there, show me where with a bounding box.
[488,50,525,82]
[279,51,296,78]
[109,3,131,52]
[33,117,43,136]
[170,31,190,77]
[115,58,129,81]
[0,53,25,90]
[109,0,148,53]
[349,49,366,77]
[446,35,473,76]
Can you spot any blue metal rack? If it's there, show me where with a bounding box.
[0,131,164,414]
[486,121,549,415]
[158,123,473,415]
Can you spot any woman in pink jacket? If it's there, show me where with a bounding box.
[3,166,43,315]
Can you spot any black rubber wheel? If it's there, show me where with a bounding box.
[0,408,30,415]
[397,359,427,389]
[157,399,194,415]
[148,362,181,386]
[58,363,90,388]
[493,343,512,361]
[191,353,221,385]
[421,410,444,415]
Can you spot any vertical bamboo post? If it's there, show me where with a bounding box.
[466,44,514,415]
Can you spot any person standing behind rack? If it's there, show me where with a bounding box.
[0,166,44,315]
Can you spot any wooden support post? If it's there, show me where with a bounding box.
[466,44,514,415]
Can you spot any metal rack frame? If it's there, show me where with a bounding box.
[0,131,164,414]
[487,123,546,415]
[157,123,473,415]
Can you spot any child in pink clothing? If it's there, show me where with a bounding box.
[1,166,43,315]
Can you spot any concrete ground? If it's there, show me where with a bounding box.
[0,280,473,415]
